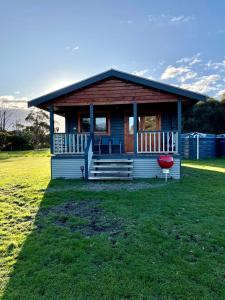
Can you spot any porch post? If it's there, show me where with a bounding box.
[90,104,94,144]
[133,102,138,154]
[177,98,182,154]
[49,105,54,154]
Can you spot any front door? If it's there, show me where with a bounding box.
[124,111,161,153]
[124,113,134,153]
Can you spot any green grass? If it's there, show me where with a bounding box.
[0,149,50,160]
[1,151,225,299]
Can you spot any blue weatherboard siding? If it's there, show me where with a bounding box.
[51,156,181,179]
[65,105,177,145]
[133,158,180,179]
[51,157,85,179]
[65,110,77,133]
[161,105,178,130]
[110,109,125,151]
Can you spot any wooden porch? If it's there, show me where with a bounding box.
[52,130,179,155]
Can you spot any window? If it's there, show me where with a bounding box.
[79,113,109,134]
[128,117,134,134]
[138,115,158,131]
[80,117,90,132]
[95,117,107,132]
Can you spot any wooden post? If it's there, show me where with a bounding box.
[177,98,182,154]
[90,104,94,148]
[133,102,137,154]
[49,106,54,154]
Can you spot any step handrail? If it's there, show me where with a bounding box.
[84,135,93,180]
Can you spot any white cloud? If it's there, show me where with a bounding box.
[148,14,194,25]
[0,95,28,109]
[147,76,155,80]
[180,74,221,94]
[120,20,133,25]
[72,46,79,51]
[0,95,15,101]
[161,65,190,80]
[216,89,225,98]
[132,69,149,77]
[205,60,225,70]
[159,60,165,66]
[179,71,198,83]
[65,45,79,53]
[176,53,201,66]
[170,15,194,23]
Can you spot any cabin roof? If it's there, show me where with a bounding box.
[28,69,207,108]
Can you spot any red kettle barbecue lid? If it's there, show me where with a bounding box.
[158,155,174,169]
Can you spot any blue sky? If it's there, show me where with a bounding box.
[0,0,225,109]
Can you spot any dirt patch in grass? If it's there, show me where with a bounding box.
[38,200,123,237]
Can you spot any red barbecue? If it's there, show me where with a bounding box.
[157,155,174,181]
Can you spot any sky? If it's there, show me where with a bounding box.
[0,0,225,114]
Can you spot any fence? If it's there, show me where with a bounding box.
[181,133,225,159]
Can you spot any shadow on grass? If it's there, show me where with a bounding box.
[2,180,125,300]
[3,164,225,299]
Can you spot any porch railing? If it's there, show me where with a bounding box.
[53,133,89,154]
[137,131,179,154]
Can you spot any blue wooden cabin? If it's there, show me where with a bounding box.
[28,69,206,180]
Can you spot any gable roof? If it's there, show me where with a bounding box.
[28,69,207,108]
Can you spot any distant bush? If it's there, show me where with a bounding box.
[1,132,34,151]
[3,134,33,151]
[0,131,11,150]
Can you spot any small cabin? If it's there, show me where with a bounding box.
[28,69,206,180]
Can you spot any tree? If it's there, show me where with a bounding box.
[221,93,225,103]
[183,98,225,134]
[0,104,13,131]
[0,131,11,150]
[25,110,50,149]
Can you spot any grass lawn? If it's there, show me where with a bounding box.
[0,151,225,299]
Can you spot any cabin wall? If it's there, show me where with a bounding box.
[64,107,125,148]
[51,156,180,179]
[133,157,180,179]
[51,157,85,179]
[64,104,178,135]
[110,108,125,152]
[161,110,177,131]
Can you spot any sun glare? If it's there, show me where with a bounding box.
[46,80,74,93]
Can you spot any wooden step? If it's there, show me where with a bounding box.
[92,164,133,169]
[92,159,133,163]
[88,176,133,181]
[90,170,133,174]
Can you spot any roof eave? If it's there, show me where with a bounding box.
[28,69,207,108]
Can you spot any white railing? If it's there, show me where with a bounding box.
[137,131,179,153]
[53,133,89,154]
